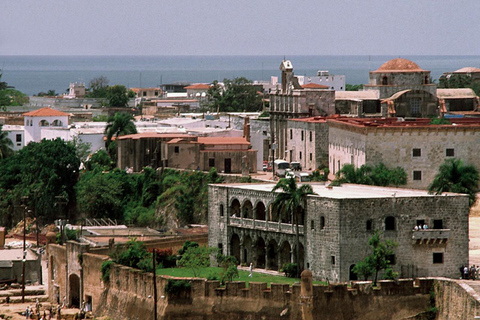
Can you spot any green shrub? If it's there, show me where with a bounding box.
[101,260,114,283]
[165,279,192,296]
[281,263,297,278]
[383,268,399,280]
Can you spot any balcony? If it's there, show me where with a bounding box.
[412,229,450,244]
[228,217,303,235]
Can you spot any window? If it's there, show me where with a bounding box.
[310,153,312,161]
[301,131,304,141]
[386,254,396,265]
[174,146,179,153]
[446,148,454,157]
[143,91,147,97]
[299,152,302,160]
[413,171,422,181]
[433,253,444,264]
[209,158,215,167]
[309,131,312,142]
[16,134,21,142]
[218,243,223,250]
[220,204,224,217]
[366,219,373,231]
[385,216,395,231]
[154,91,158,96]
[320,216,325,229]
[382,76,388,85]
[331,256,335,265]
[410,99,421,116]
[290,129,292,140]
[412,148,421,157]
[416,219,425,227]
[433,219,443,229]
[311,220,315,230]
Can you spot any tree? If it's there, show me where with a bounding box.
[110,238,152,272]
[439,73,480,96]
[104,112,137,160]
[428,158,479,206]
[0,138,80,224]
[178,245,215,277]
[0,89,28,107]
[107,85,133,107]
[353,230,397,286]
[0,125,13,160]
[272,178,314,277]
[36,90,57,97]
[346,84,363,91]
[334,163,407,187]
[87,76,110,98]
[205,77,262,112]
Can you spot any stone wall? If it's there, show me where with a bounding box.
[434,278,480,319]
[287,119,328,170]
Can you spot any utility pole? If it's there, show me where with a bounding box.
[21,197,30,304]
[152,249,157,320]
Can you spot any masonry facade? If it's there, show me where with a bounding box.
[328,117,480,189]
[208,183,469,282]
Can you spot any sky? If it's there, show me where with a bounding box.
[1,0,480,56]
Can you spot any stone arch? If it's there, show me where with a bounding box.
[51,119,63,126]
[349,264,358,281]
[230,199,241,217]
[230,233,241,264]
[279,241,292,269]
[269,203,279,222]
[267,239,279,270]
[255,201,266,221]
[243,235,253,265]
[242,199,253,219]
[69,273,80,308]
[39,120,49,127]
[255,237,266,269]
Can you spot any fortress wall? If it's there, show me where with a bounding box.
[434,278,480,320]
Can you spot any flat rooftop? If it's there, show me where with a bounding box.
[214,183,466,199]
[328,117,480,128]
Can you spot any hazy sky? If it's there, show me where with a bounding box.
[2,0,479,56]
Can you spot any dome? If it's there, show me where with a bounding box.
[373,58,425,73]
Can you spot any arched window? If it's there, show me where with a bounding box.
[382,76,388,85]
[425,76,429,84]
[51,119,63,126]
[39,120,49,127]
[385,216,396,231]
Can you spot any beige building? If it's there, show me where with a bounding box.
[167,136,257,173]
[130,87,163,99]
[328,117,480,189]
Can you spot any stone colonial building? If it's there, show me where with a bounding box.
[327,117,480,189]
[269,60,335,160]
[208,183,469,282]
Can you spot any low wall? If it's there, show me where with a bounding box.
[91,257,434,320]
[434,278,480,319]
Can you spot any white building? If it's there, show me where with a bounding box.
[3,125,24,151]
[23,108,70,145]
[296,71,346,91]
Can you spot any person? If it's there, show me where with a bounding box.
[464,266,469,280]
[414,225,419,231]
[423,224,428,229]
[25,306,30,319]
[249,262,253,278]
[418,225,423,230]
[472,265,477,280]
[460,265,465,279]
[57,305,62,320]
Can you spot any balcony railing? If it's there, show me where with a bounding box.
[228,217,303,235]
[412,229,450,244]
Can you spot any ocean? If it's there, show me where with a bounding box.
[1,55,480,96]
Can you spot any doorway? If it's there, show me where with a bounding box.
[224,158,231,173]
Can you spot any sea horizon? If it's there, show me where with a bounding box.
[1,55,480,96]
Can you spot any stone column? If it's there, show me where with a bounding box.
[300,270,313,320]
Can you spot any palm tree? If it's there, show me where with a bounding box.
[428,158,479,206]
[272,178,314,277]
[0,125,13,160]
[104,112,137,147]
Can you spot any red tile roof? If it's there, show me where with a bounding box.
[301,83,329,89]
[184,84,211,90]
[327,117,480,128]
[198,137,250,145]
[372,58,426,73]
[23,107,70,117]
